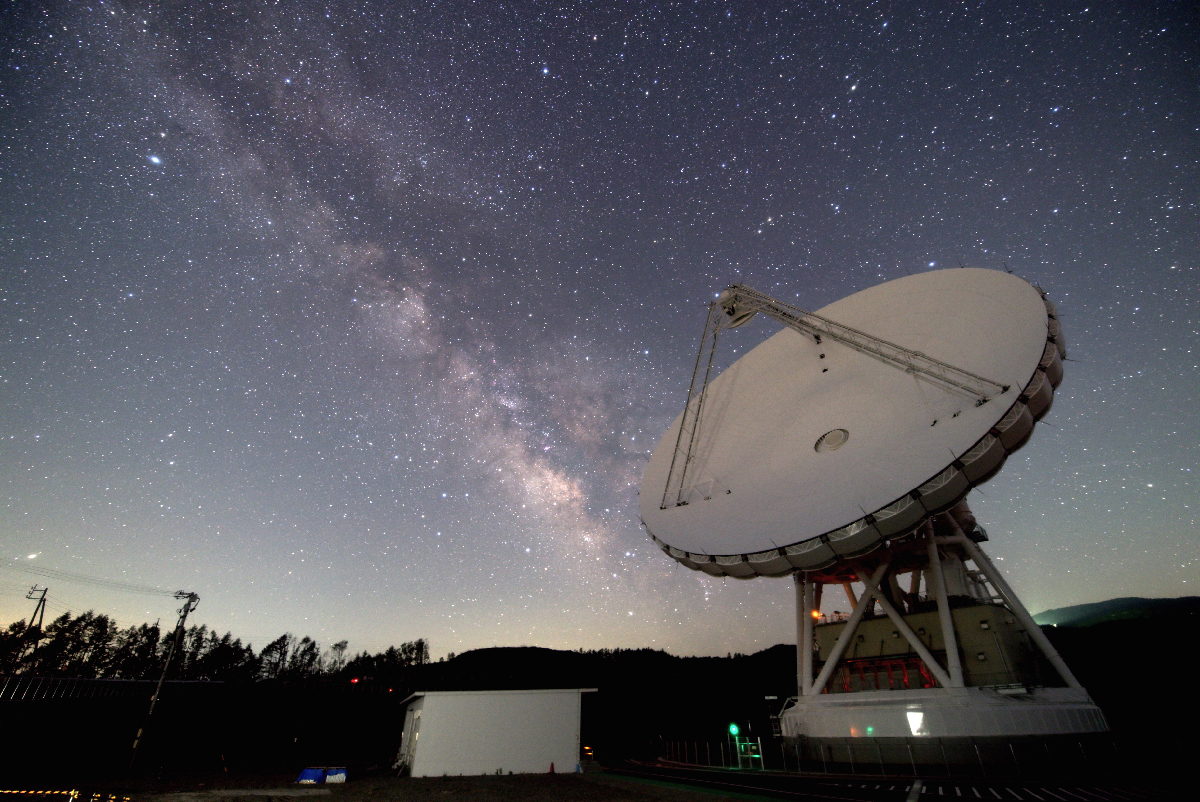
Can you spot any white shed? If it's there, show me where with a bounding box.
[393,688,595,777]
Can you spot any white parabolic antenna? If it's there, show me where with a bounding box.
[641,268,1065,578]
[640,268,1109,756]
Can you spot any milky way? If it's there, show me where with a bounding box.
[1,2,1196,657]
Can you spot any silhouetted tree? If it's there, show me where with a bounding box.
[256,634,331,681]
[0,619,32,672]
[1,611,420,688]
[259,634,293,680]
[187,629,260,681]
[107,623,163,679]
[326,640,349,673]
[24,611,116,677]
[342,638,430,683]
[285,636,322,679]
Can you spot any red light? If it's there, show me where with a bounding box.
[350,678,359,684]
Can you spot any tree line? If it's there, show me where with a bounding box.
[0,610,429,683]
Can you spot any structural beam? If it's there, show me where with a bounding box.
[717,284,1008,404]
[798,573,815,695]
[661,304,723,509]
[853,566,953,689]
[926,530,965,687]
[908,570,921,597]
[808,562,889,696]
[792,573,803,695]
[943,533,1083,690]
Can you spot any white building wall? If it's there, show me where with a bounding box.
[403,689,585,777]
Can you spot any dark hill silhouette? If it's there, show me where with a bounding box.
[1033,595,1200,627]
[404,644,795,695]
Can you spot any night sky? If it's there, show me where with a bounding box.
[1,2,1196,659]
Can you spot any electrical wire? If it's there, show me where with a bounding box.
[41,596,75,617]
[2,588,164,631]
[0,563,181,598]
[43,594,149,629]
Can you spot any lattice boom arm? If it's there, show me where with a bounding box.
[660,302,723,509]
[718,285,1008,405]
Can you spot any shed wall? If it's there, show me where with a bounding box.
[407,690,581,777]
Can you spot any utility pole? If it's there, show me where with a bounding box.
[7,585,48,673]
[25,585,47,631]
[130,590,199,769]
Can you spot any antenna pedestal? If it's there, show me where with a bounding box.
[778,507,1106,768]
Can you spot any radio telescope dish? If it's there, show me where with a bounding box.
[640,269,1106,755]
[640,268,1064,578]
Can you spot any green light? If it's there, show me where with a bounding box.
[728,723,739,736]
[866,726,874,735]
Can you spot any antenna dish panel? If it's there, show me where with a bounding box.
[640,268,1064,578]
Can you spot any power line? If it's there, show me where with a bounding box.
[0,563,180,598]
[41,596,74,616]
[0,579,38,594]
[42,594,155,629]
[2,588,170,631]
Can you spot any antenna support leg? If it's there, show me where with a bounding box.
[795,573,815,695]
[808,562,890,695]
[842,582,858,607]
[942,533,1083,690]
[926,527,965,687]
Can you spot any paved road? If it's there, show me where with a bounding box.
[611,763,1171,802]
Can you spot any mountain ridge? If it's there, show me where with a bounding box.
[1032,595,1200,627]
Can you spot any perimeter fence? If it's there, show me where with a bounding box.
[659,732,1121,781]
[0,674,404,782]
[0,674,210,702]
[660,736,768,770]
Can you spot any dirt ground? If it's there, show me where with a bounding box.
[138,772,758,802]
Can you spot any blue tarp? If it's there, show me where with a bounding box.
[296,767,347,784]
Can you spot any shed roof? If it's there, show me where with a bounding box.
[399,687,597,706]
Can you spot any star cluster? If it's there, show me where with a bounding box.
[1,1,1195,656]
